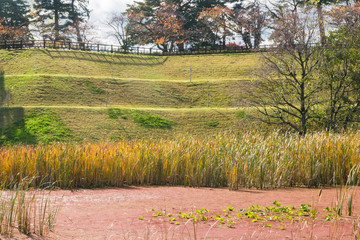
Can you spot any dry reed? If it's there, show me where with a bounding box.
[0,132,359,189]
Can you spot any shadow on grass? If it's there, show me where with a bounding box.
[41,49,169,66]
[0,66,30,145]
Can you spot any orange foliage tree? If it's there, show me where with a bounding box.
[0,19,27,41]
[198,5,233,48]
[128,2,187,52]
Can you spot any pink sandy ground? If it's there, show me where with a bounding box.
[8,187,360,239]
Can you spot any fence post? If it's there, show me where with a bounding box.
[3,89,9,109]
[137,47,139,55]
[53,40,56,49]
[207,92,209,108]
[111,45,113,53]
[97,44,99,52]
[190,67,192,83]
[68,42,71,50]
[43,39,46,48]
[20,40,23,49]
[4,40,6,49]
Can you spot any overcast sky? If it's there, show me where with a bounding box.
[88,0,135,43]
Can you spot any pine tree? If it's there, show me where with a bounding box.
[0,0,30,40]
[33,0,72,40]
[0,0,29,27]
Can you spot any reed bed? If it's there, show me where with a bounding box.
[0,132,359,189]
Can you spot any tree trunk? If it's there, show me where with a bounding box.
[242,32,252,48]
[71,0,83,44]
[300,82,307,136]
[253,29,261,49]
[157,43,168,53]
[317,3,326,46]
[54,6,59,40]
[177,43,184,52]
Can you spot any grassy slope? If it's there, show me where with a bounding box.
[1,49,260,80]
[0,49,263,142]
[4,75,252,108]
[1,107,263,141]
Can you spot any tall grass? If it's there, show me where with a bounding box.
[0,178,61,237]
[0,131,359,189]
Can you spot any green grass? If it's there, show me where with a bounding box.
[208,121,220,127]
[2,75,251,108]
[0,50,19,61]
[236,110,253,120]
[0,106,262,143]
[0,49,264,143]
[108,108,176,129]
[0,108,73,145]
[131,111,176,129]
[84,81,106,94]
[0,49,260,81]
[0,49,268,143]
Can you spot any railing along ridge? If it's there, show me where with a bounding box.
[0,39,276,56]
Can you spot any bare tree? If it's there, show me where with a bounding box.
[252,7,322,136]
[106,13,131,50]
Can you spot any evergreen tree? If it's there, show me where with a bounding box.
[0,0,30,40]
[0,0,29,27]
[33,0,72,40]
[126,0,242,49]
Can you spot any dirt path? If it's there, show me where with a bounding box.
[45,187,359,239]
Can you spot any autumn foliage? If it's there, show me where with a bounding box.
[198,5,233,47]
[128,3,187,52]
[327,2,360,28]
[0,19,27,41]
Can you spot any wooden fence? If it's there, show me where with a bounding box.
[0,40,271,56]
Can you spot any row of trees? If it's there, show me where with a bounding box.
[106,0,357,52]
[0,0,90,42]
[1,0,355,52]
[0,0,268,50]
[254,1,360,135]
[107,0,267,52]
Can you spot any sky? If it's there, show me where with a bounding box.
[88,0,135,43]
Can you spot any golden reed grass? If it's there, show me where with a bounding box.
[0,132,359,189]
